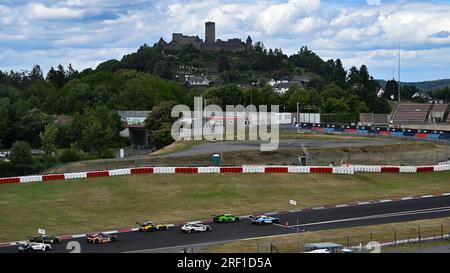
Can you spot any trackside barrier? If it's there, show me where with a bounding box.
[310,167,333,174]
[130,167,153,174]
[400,166,417,173]
[20,175,43,183]
[175,167,198,174]
[2,164,450,185]
[416,166,434,173]
[433,165,450,172]
[288,166,311,173]
[86,171,109,178]
[243,166,265,173]
[332,167,355,175]
[265,167,289,173]
[0,177,20,184]
[154,167,176,174]
[64,172,87,180]
[42,174,65,181]
[220,167,243,173]
[198,167,220,174]
[109,169,131,176]
[381,167,400,173]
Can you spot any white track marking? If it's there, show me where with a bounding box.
[286,206,450,228]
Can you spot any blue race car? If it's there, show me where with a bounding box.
[251,215,280,225]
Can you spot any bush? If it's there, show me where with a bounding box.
[59,148,81,163]
[99,149,114,159]
[10,141,33,166]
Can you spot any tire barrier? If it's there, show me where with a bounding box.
[220,167,243,173]
[64,172,87,180]
[265,167,289,173]
[310,167,333,174]
[381,167,400,173]
[108,169,131,176]
[417,166,434,173]
[0,177,20,185]
[175,167,198,174]
[42,174,65,181]
[20,175,43,183]
[1,164,449,185]
[130,167,154,174]
[298,122,450,140]
[86,171,109,178]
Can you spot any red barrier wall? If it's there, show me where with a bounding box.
[175,167,198,174]
[265,167,289,173]
[86,171,109,178]
[42,174,65,181]
[131,167,154,174]
[220,167,243,173]
[0,177,20,184]
[381,167,400,173]
[417,166,434,172]
[310,167,333,174]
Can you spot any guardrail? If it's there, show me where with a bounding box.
[1,164,449,185]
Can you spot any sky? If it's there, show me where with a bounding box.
[1,0,450,82]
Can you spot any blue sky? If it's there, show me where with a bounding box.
[1,0,450,81]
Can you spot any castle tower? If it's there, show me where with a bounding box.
[205,22,216,43]
[246,36,253,47]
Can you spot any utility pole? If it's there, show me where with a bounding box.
[398,44,401,103]
[296,102,299,127]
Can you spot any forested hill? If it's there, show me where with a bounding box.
[377,79,450,92]
[0,41,413,177]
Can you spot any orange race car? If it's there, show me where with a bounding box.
[86,233,118,244]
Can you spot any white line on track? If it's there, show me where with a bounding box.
[285,206,450,228]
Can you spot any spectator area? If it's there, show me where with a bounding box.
[391,103,432,124]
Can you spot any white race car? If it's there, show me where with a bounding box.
[18,242,52,253]
[181,223,211,233]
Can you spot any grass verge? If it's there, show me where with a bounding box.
[1,172,450,242]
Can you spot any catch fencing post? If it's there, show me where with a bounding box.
[394,229,397,245]
[418,226,421,243]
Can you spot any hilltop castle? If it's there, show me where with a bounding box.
[158,22,253,53]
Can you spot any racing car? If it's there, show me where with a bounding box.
[28,235,61,244]
[18,242,52,253]
[181,223,211,233]
[86,233,118,244]
[137,222,168,232]
[250,215,280,225]
[213,213,240,223]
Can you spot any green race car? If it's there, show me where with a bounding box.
[213,214,240,223]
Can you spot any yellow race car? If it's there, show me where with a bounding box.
[137,222,168,232]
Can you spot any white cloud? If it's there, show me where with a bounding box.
[26,2,85,20]
[1,0,450,81]
[367,0,381,6]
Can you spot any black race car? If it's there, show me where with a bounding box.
[28,235,61,244]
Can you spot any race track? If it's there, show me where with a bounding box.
[165,139,393,157]
[2,195,450,253]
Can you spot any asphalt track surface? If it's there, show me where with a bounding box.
[2,195,450,253]
[165,139,392,157]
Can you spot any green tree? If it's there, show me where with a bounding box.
[40,123,58,159]
[80,106,122,157]
[0,98,10,146]
[11,141,33,166]
[323,98,351,113]
[145,101,178,132]
[149,122,174,149]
